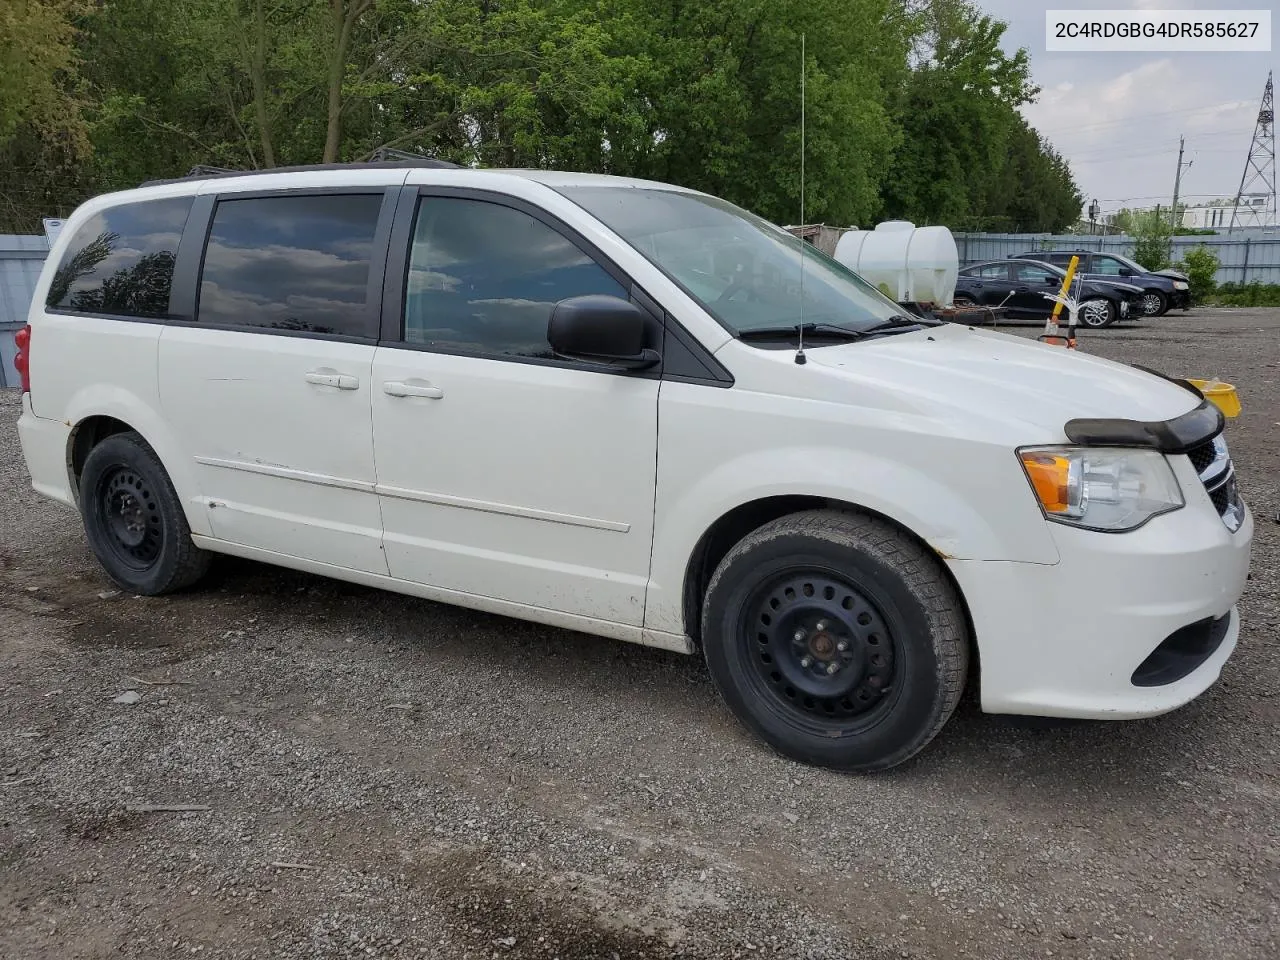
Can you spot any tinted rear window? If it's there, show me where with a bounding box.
[46,197,193,318]
[197,193,382,337]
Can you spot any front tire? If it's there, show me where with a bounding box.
[1079,298,1116,328]
[701,510,969,771]
[79,432,211,595]
[1141,291,1168,317]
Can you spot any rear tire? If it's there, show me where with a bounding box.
[700,510,969,771]
[79,432,211,595]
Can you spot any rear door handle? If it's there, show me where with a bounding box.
[305,371,359,390]
[383,380,444,399]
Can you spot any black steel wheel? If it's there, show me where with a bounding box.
[701,510,969,771]
[743,572,898,731]
[95,466,164,570]
[80,431,210,595]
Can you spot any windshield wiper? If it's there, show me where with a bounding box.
[860,314,935,334]
[738,322,867,341]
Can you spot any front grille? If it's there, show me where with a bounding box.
[1186,439,1217,474]
[1189,435,1244,532]
[1209,484,1231,515]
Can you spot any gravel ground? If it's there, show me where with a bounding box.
[2,307,1277,960]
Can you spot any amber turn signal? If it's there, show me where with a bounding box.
[1019,452,1074,514]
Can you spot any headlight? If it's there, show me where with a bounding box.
[1017,447,1184,531]
[1173,281,1189,290]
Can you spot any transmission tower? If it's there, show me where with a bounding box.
[1228,71,1275,233]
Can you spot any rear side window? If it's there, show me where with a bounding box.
[1014,263,1058,284]
[45,197,193,318]
[403,196,626,358]
[198,193,383,337]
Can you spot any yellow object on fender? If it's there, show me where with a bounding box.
[1187,379,1242,418]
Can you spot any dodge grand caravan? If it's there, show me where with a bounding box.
[14,162,1253,771]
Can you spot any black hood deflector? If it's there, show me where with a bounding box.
[1064,397,1224,454]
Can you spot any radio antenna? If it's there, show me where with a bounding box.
[795,32,808,365]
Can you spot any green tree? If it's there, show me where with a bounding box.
[880,0,1044,228]
[4,0,1087,239]
[0,0,90,231]
[1174,246,1220,304]
[1132,216,1173,271]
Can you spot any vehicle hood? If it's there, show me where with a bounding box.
[1084,279,1144,294]
[803,324,1198,430]
[1111,271,1175,289]
[1152,268,1189,282]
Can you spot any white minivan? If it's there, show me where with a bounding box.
[15,162,1253,770]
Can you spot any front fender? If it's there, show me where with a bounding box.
[644,443,1060,637]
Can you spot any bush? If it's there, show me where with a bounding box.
[1132,218,1173,271]
[1173,246,1220,304]
[1209,282,1280,307]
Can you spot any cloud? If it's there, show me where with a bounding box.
[984,0,1270,214]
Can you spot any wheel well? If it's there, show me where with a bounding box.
[681,497,978,674]
[69,415,135,497]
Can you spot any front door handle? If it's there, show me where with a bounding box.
[305,371,359,390]
[383,380,444,399]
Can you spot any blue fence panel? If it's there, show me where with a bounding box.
[0,235,49,388]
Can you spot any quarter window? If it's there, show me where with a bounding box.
[403,196,626,358]
[198,193,383,337]
[45,197,192,318]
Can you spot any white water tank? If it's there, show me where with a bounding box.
[832,221,959,305]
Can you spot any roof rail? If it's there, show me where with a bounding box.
[186,164,238,178]
[140,156,462,188]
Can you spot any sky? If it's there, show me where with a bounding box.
[979,0,1275,215]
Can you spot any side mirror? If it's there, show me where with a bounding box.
[1119,267,1133,276]
[548,295,660,370]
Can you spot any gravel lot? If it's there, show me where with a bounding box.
[2,307,1277,960]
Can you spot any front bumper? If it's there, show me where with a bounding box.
[1171,288,1192,309]
[949,478,1252,719]
[16,393,75,507]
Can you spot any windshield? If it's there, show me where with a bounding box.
[1110,254,1147,273]
[558,186,909,335]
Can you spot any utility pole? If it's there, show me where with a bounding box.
[1229,71,1276,233]
[1170,135,1192,231]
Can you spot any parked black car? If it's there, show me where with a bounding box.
[1012,250,1190,316]
[953,259,1145,327]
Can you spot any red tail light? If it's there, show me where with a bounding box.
[13,323,31,394]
